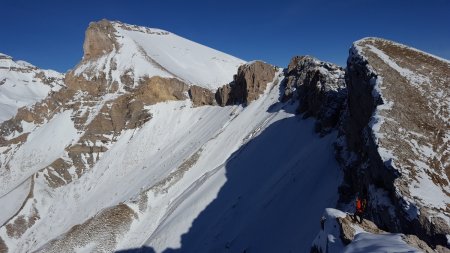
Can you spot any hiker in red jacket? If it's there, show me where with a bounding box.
[353,193,367,223]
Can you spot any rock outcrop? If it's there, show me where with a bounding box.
[336,37,450,249]
[0,236,7,253]
[189,85,216,107]
[36,204,137,253]
[282,56,346,134]
[215,61,277,106]
[82,19,118,61]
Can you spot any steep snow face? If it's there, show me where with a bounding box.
[0,53,64,123]
[73,20,245,91]
[350,38,450,230]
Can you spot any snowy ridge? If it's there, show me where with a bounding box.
[0,53,64,123]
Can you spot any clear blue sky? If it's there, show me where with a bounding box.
[1,0,449,72]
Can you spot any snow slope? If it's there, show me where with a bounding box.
[0,110,79,197]
[137,81,341,253]
[116,23,245,89]
[0,70,342,253]
[0,53,64,123]
[74,21,245,90]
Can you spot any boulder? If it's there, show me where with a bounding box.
[189,85,216,107]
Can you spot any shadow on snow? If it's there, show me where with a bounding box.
[117,98,341,253]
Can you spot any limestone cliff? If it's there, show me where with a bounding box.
[216,61,277,106]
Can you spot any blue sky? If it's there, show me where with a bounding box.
[1,0,449,72]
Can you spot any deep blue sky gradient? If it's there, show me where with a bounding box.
[1,0,449,72]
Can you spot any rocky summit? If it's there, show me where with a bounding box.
[0,19,449,253]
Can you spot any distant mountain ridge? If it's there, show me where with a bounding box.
[0,53,64,123]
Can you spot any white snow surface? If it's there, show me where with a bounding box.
[0,53,64,123]
[0,110,79,198]
[74,21,245,90]
[0,74,343,253]
[312,209,422,253]
[343,233,421,253]
[0,178,31,225]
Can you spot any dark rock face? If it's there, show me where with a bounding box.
[189,85,216,107]
[336,45,408,241]
[283,56,346,135]
[215,61,277,106]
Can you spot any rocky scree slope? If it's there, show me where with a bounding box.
[336,37,450,249]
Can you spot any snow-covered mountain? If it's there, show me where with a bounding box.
[72,20,244,91]
[0,20,449,253]
[0,53,64,123]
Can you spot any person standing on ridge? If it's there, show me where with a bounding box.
[353,193,367,224]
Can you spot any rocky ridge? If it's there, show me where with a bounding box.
[336,37,450,249]
[282,55,346,135]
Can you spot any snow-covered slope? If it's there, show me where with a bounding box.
[0,53,64,123]
[0,68,342,252]
[73,20,245,91]
[0,19,343,252]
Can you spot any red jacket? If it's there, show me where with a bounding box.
[356,198,366,213]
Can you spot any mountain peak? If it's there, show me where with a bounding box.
[76,19,245,90]
[82,19,118,61]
